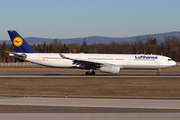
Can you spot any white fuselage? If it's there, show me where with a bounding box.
[15,53,176,70]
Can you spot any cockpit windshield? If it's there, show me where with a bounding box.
[168,59,173,61]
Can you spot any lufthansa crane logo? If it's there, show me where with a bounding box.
[13,37,23,47]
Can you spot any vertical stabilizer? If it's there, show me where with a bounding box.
[8,31,38,53]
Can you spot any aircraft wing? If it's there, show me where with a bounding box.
[59,53,108,69]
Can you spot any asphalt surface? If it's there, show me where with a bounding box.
[1,113,180,120]
[1,97,180,109]
[1,105,180,113]
[0,74,180,78]
[0,97,180,119]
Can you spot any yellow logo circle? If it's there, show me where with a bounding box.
[13,37,23,47]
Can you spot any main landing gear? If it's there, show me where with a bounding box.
[157,69,160,75]
[85,69,95,75]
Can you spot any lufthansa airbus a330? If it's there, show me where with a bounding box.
[7,31,176,75]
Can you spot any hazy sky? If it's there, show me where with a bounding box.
[0,0,180,40]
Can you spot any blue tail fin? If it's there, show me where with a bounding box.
[8,31,39,53]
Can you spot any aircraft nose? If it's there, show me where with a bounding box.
[172,61,176,66]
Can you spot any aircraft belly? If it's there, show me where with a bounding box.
[41,59,74,67]
[25,57,74,68]
[123,61,158,69]
[122,65,158,69]
[122,63,171,69]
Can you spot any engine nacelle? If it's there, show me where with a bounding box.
[100,65,120,74]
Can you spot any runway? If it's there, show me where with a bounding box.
[0,97,180,119]
[1,72,180,119]
[0,74,180,78]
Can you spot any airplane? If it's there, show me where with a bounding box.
[7,30,176,75]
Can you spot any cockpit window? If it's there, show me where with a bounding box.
[168,59,172,61]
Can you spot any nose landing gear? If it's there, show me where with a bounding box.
[157,69,160,75]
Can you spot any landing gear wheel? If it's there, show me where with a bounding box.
[85,71,91,75]
[157,69,161,75]
[85,71,95,75]
[157,72,160,75]
[91,71,95,75]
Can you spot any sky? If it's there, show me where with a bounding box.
[0,0,180,40]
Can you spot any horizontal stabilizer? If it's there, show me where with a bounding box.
[5,51,27,59]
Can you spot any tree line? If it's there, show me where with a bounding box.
[0,36,180,62]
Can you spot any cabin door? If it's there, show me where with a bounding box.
[158,58,163,65]
[38,55,42,62]
[127,57,131,65]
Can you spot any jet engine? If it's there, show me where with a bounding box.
[100,65,120,74]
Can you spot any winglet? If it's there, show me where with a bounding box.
[8,31,39,53]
